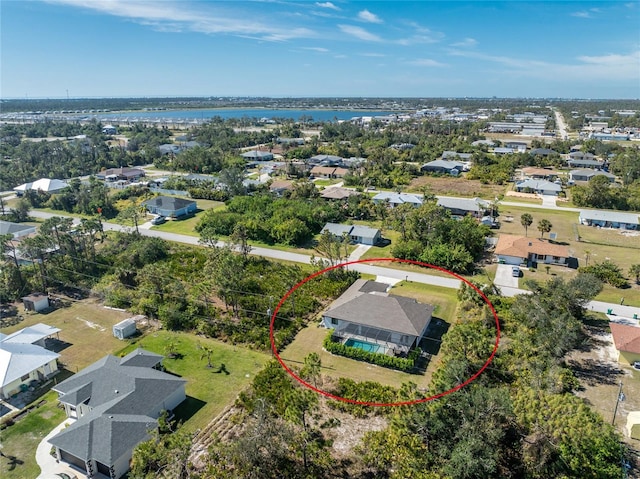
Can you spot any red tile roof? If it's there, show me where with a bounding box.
[609,322,640,354]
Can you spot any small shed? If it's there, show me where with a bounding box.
[626,411,640,440]
[113,318,137,340]
[22,293,50,312]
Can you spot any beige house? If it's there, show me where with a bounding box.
[609,322,640,365]
[494,234,570,266]
[0,323,60,399]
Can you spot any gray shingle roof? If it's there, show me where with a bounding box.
[437,197,489,213]
[321,223,379,240]
[50,350,186,466]
[142,196,196,211]
[120,348,163,368]
[325,280,433,336]
[0,221,36,237]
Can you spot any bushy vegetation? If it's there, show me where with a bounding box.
[579,260,629,288]
[196,194,345,246]
[322,332,415,372]
[388,201,490,273]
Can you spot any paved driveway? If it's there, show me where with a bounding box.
[494,264,520,289]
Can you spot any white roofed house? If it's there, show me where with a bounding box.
[321,223,381,246]
[0,323,60,399]
[13,178,69,196]
[372,192,423,208]
[579,210,639,230]
[515,179,562,196]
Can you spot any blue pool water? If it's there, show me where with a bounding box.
[344,338,381,353]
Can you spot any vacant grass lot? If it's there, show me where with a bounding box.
[117,331,270,432]
[280,281,458,391]
[1,300,131,372]
[408,176,507,199]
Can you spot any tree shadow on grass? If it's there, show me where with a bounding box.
[566,358,623,387]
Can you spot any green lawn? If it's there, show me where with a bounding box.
[280,281,459,391]
[1,391,67,479]
[151,199,224,236]
[280,324,433,389]
[389,281,459,324]
[1,300,132,372]
[116,331,270,432]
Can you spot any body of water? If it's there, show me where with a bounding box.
[93,108,408,122]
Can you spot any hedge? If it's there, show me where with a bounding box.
[322,331,415,372]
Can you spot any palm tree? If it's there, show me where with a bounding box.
[537,219,552,238]
[520,213,533,237]
[629,264,640,284]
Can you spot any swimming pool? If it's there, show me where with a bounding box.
[344,338,381,353]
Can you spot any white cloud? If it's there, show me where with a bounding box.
[303,47,329,53]
[571,11,591,18]
[449,48,640,81]
[362,52,386,57]
[334,54,347,59]
[315,2,340,10]
[451,38,477,48]
[338,24,382,42]
[45,0,316,42]
[396,23,444,45]
[358,9,382,24]
[407,58,446,67]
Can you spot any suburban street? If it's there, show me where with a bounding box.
[24,209,640,319]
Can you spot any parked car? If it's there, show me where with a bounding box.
[151,215,166,225]
[512,266,520,277]
[633,361,640,370]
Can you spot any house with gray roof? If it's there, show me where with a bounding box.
[49,348,186,479]
[515,179,562,195]
[142,196,197,218]
[421,159,464,175]
[567,158,605,169]
[322,279,433,355]
[372,192,423,208]
[529,148,557,157]
[1,323,60,399]
[0,220,36,239]
[441,151,473,161]
[579,210,639,230]
[321,223,381,245]
[437,197,490,218]
[569,169,616,183]
[241,150,274,161]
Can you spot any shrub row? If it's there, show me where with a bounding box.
[322,332,415,372]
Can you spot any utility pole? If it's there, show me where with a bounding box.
[611,381,624,425]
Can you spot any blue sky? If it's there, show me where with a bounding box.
[2,1,639,99]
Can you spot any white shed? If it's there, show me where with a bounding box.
[22,293,50,312]
[626,411,640,440]
[113,318,137,340]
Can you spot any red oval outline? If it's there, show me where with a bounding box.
[269,258,500,407]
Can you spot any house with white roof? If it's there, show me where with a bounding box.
[515,179,562,195]
[0,323,60,399]
[13,178,69,196]
[321,223,381,245]
[579,210,639,230]
[372,192,423,208]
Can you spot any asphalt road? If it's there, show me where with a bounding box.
[19,209,640,318]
